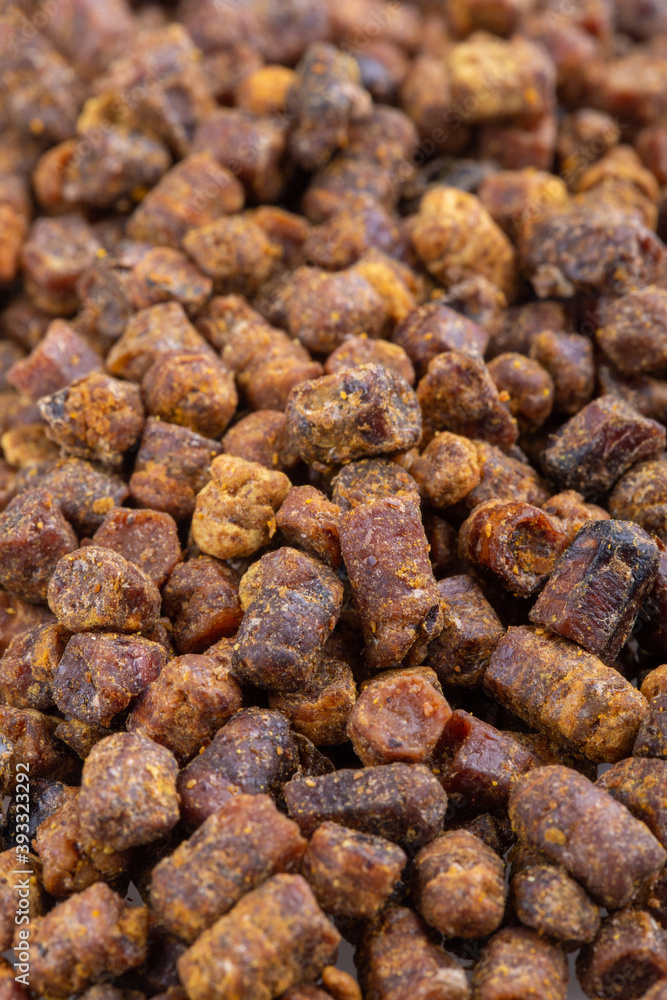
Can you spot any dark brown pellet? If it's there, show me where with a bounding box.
[576,909,667,1000]
[78,732,180,852]
[177,708,299,827]
[530,519,660,659]
[284,763,448,848]
[425,576,504,689]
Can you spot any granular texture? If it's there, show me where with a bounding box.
[3,7,667,995]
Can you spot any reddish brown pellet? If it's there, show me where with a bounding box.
[414,829,506,939]
[597,287,667,377]
[487,352,555,432]
[542,395,666,498]
[183,214,282,298]
[127,653,242,763]
[285,364,421,466]
[34,791,129,898]
[221,318,323,414]
[324,336,415,385]
[38,372,144,468]
[106,302,215,384]
[451,440,549,517]
[339,493,443,671]
[409,433,481,510]
[47,547,161,634]
[22,458,130,537]
[78,732,180,852]
[300,821,406,919]
[233,547,343,693]
[37,130,170,214]
[284,763,448,849]
[177,708,299,827]
[275,486,342,569]
[597,758,667,849]
[161,557,242,655]
[0,622,68,710]
[470,927,568,1000]
[6,320,102,402]
[129,418,223,522]
[529,330,595,415]
[28,883,148,999]
[509,766,666,910]
[90,508,182,588]
[439,710,543,811]
[126,152,244,249]
[282,267,386,355]
[392,300,488,381]
[484,626,648,762]
[268,655,356,747]
[541,490,610,545]
[0,489,78,604]
[331,459,418,511]
[416,350,518,450]
[20,215,101,316]
[177,875,341,1000]
[347,667,451,766]
[356,906,470,1000]
[142,351,237,440]
[192,108,288,203]
[303,196,401,271]
[509,847,601,947]
[609,457,667,545]
[519,202,664,298]
[459,499,569,598]
[222,411,298,474]
[150,794,307,942]
[52,632,166,728]
[478,169,567,238]
[128,247,212,315]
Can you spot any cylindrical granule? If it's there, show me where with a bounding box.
[509,766,666,909]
